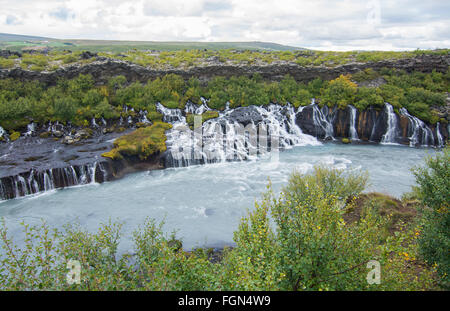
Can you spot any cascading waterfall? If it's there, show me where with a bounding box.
[349,105,359,140]
[139,110,151,124]
[436,122,444,148]
[311,103,335,139]
[25,122,36,136]
[381,103,399,144]
[156,103,186,123]
[43,170,55,191]
[161,102,320,168]
[0,162,108,200]
[0,126,5,139]
[91,118,98,127]
[399,107,435,147]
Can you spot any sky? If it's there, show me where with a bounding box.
[0,0,449,51]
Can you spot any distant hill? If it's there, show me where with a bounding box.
[0,33,53,42]
[0,32,304,52]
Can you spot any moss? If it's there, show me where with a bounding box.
[135,122,149,128]
[102,122,172,160]
[342,138,351,144]
[116,127,126,133]
[10,131,20,141]
[186,111,219,129]
[39,132,51,138]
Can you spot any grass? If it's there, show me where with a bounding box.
[2,40,448,71]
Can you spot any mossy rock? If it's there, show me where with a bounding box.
[102,122,172,160]
[39,131,51,138]
[10,131,20,141]
[342,138,351,144]
[135,122,149,128]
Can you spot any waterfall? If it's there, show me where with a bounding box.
[436,122,444,148]
[0,125,6,139]
[90,162,98,184]
[156,103,185,123]
[43,170,55,191]
[91,118,98,127]
[25,122,36,136]
[349,105,359,140]
[15,175,28,197]
[159,102,320,168]
[28,169,39,193]
[0,179,5,199]
[311,104,334,139]
[139,110,151,124]
[0,161,111,200]
[381,103,399,145]
[184,100,211,115]
[399,107,435,147]
[101,118,107,126]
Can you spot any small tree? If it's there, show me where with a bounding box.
[414,147,450,289]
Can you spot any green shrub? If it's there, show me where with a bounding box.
[0,58,15,69]
[413,147,450,288]
[221,167,435,290]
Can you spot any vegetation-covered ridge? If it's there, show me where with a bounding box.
[1,149,448,290]
[0,48,449,71]
[0,66,448,136]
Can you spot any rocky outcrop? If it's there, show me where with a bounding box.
[1,54,449,85]
[228,106,264,126]
[297,104,448,145]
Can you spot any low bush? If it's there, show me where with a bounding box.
[413,147,449,288]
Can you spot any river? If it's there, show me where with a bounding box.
[0,143,436,253]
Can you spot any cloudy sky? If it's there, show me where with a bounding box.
[1,0,449,50]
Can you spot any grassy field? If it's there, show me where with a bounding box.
[0,33,303,52]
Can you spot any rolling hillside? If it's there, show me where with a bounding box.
[0,32,304,52]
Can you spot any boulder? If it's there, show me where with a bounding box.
[228,106,263,126]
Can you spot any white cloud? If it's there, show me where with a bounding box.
[0,0,448,50]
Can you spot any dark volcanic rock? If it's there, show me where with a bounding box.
[1,54,448,86]
[296,105,336,139]
[0,50,22,58]
[228,106,263,126]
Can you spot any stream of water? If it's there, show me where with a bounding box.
[0,143,435,252]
